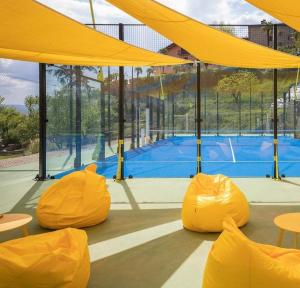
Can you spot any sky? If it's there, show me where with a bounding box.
[0,0,275,105]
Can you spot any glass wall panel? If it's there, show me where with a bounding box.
[201,66,274,176]
[278,69,300,176]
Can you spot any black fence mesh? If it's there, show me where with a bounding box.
[44,23,300,178]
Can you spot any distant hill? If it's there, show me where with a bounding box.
[8,104,28,115]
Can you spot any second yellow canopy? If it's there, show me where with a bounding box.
[107,0,300,68]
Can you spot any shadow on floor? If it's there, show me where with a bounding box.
[89,229,216,288]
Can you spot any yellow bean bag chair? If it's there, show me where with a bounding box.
[182,173,249,232]
[203,217,300,288]
[37,164,110,229]
[0,228,90,288]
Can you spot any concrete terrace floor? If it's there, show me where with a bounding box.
[1,171,300,287]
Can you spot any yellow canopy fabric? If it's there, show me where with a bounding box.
[246,0,300,32]
[0,0,190,67]
[107,0,300,68]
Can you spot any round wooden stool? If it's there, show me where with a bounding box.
[0,214,32,237]
[274,213,300,248]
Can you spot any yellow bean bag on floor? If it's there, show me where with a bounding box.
[0,228,90,288]
[203,217,300,288]
[37,164,110,229]
[182,173,249,232]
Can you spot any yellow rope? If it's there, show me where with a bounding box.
[159,71,165,100]
[88,0,96,29]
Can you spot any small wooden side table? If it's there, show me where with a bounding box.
[0,214,32,236]
[274,213,300,248]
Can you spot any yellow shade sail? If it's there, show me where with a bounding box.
[0,0,190,67]
[107,0,300,68]
[246,0,300,32]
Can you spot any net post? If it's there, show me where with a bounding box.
[273,24,280,180]
[196,61,202,174]
[38,63,47,180]
[116,23,125,181]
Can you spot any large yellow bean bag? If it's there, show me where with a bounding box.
[203,217,300,288]
[182,173,249,232]
[37,164,110,229]
[0,228,90,288]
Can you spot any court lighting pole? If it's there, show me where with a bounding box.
[273,24,280,180]
[196,61,202,174]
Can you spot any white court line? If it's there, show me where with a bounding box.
[228,138,236,163]
[89,220,182,263]
[161,241,213,288]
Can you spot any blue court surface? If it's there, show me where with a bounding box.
[54,135,300,179]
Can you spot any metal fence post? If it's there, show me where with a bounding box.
[74,66,82,169]
[196,62,202,174]
[261,92,264,136]
[38,63,47,180]
[172,94,175,136]
[216,92,219,136]
[283,92,286,136]
[116,23,125,180]
[137,93,140,147]
[239,93,242,136]
[99,77,105,161]
[273,24,280,180]
[130,67,135,149]
[162,98,165,139]
[249,79,252,132]
[107,66,111,146]
[69,65,73,156]
[150,96,153,140]
[156,91,161,141]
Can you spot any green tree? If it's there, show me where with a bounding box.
[146,67,154,78]
[217,71,259,104]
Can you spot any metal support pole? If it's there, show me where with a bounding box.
[130,67,135,149]
[196,62,202,174]
[261,92,264,136]
[294,97,297,137]
[74,66,82,169]
[38,63,47,180]
[273,24,280,180]
[108,66,111,146]
[156,91,161,141]
[69,65,73,156]
[172,94,175,136]
[117,23,125,180]
[216,92,219,136]
[99,79,105,161]
[162,99,165,139]
[239,93,242,136]
[150,97,153,141]
[283,92,286,136]
[249,79,252,132]
[137,93,140,147]
[204,89,207,134]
